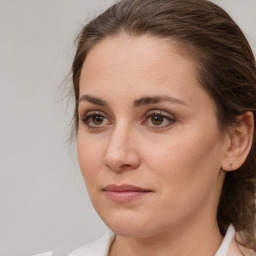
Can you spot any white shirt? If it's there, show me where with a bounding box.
[33,225,255,256]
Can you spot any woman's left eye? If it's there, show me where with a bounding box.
[142,111,176,128]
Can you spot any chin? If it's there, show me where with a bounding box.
[100,211,150,237]
[98,209,163,238]
[109,223,153,238]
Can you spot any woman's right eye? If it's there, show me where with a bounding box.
[80,112,110,129]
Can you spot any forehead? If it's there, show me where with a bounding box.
[83,33,195,73]
[81,34,196,86]
[79,33,215,113]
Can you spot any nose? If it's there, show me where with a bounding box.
[103,124,141,172]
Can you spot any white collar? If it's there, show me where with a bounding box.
[215,224,236,256]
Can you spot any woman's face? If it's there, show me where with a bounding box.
[77,34,228,238]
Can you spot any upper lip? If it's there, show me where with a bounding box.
[103,184,151,192]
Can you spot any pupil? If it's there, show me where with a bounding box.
[93,116,103,125]
[152,115,163,125]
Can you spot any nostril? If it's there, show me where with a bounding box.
[104,159,137,172]
[120,164,133,169]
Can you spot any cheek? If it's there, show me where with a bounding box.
[142,126,223,196]
[143,132,218,172]
[139,139,222,227]
[76,132,104,181]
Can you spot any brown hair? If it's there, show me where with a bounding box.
[71,0,256,250]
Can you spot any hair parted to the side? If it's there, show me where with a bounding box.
[71,0,256,250]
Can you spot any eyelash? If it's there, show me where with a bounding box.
[80,110,176,130]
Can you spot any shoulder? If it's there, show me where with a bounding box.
[68,231,115,256]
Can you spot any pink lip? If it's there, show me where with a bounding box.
[103,184,152,202]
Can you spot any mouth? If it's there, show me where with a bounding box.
[102,184,152,203]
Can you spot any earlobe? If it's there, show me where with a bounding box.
[221,112,254,172]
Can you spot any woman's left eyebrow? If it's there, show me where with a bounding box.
[133,95,189,107]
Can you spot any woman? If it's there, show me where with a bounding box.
[69,0,256,255]
[37,0,256,255]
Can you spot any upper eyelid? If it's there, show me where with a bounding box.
[80,110,111,119]
[145,109,176,118]
[78,102,114,117]
[143,111,176,124]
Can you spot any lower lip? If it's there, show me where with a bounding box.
[104,190,151,202]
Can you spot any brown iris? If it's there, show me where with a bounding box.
[151,115,164,125]
[92,115,104,125]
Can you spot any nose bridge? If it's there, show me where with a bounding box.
[110,122,130,150]
[104,121,140,171]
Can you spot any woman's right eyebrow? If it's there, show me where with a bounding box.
[79,94,109,107]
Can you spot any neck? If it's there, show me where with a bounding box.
[109,218,223,256]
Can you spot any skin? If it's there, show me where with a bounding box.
[76,33,252,256]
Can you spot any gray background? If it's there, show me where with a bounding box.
[0,0,255,255]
